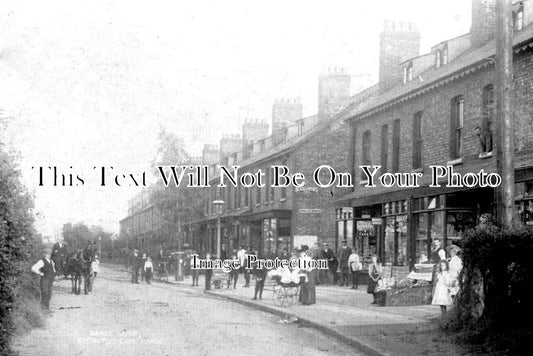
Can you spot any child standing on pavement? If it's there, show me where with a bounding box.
[431,260,452,314]
[144,257,153,284]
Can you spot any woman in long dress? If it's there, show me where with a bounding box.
[447,245,463,299]
[432,260,452,314]
[367,255,383,305]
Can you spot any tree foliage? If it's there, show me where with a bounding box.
[0,143,42,354]
[447,224,533,354]
[62,222,112,253]
[147,127,207,249]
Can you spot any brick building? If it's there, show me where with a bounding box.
[336,0,533,280]
[189,72,378,257]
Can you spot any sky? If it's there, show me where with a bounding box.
[0,0,471,239]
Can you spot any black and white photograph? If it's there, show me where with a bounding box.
[1,0,532,355]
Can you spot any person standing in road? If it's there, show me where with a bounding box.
[252,254,268,300]
[144,257,153,284]
[337,240,352,286]
[31,245,56,311]
[130,249,141,284]
[237,245,250,287]
[348,250,361,289]
[91,255,100,278]
[190,251,199,287]
[204,253,213,291]
[50,240,67,277]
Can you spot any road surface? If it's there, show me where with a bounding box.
[13,265,363,356]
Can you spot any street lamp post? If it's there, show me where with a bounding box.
[212,199,226,259]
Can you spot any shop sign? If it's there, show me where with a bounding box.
[372,218,382,225]
[298,208,322,214]
[357,220,374,231]
[295,187,318,193]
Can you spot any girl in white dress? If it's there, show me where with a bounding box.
[432,260,452,314]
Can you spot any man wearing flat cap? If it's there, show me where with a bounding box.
[337,240,352,287]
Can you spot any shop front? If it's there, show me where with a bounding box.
[336,186,494,277]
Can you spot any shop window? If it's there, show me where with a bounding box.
[337,221,344,241]
[384,215,407,266]
[450,96,464,159]
[381,124,389,172]
[412,111,423,169]
[392,119,400,172]
[446,211,475,245]
[414,213,429,262]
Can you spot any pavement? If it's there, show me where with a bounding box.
[159,270,467,356]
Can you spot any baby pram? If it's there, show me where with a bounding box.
[269,268,305,307]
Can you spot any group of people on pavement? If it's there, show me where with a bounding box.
[430,238,463,314]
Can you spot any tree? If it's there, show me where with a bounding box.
[0,141,42,353]
[149,127,207,250]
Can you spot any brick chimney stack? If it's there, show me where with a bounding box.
[378,21,420,93]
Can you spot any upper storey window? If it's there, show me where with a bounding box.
[435,50,442,68]
[435,44,448,68]
[513,3,524,31]
[403,62,413,84]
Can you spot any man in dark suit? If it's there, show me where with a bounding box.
[51,240,67,276]
[430,238,446,264]
[130,249,141,283]
[31,245,56,311]
[322,243,338,284]
[337,240,352,286]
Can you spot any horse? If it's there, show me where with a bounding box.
[64,245,96,295]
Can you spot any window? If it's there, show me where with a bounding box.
[412,112,423,169]
[244,187,249,207]
[362,130,371,179]
[280,159,287,200]
[479,84,494,154]
[265,168,270,204]
[435,50,442,68]
[256,184,261,205]
[381,124,389,172]
[237,185,241,209]
[513,4,524,31]
[450,96,464,159]
[403,62,413,83]
[442,45,449,65]
[392,119,400,172]
[270,169,275,202]
[298,120,305,135]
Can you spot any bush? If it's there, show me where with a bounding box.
[0,146,43,354]
[445,224,533,355]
